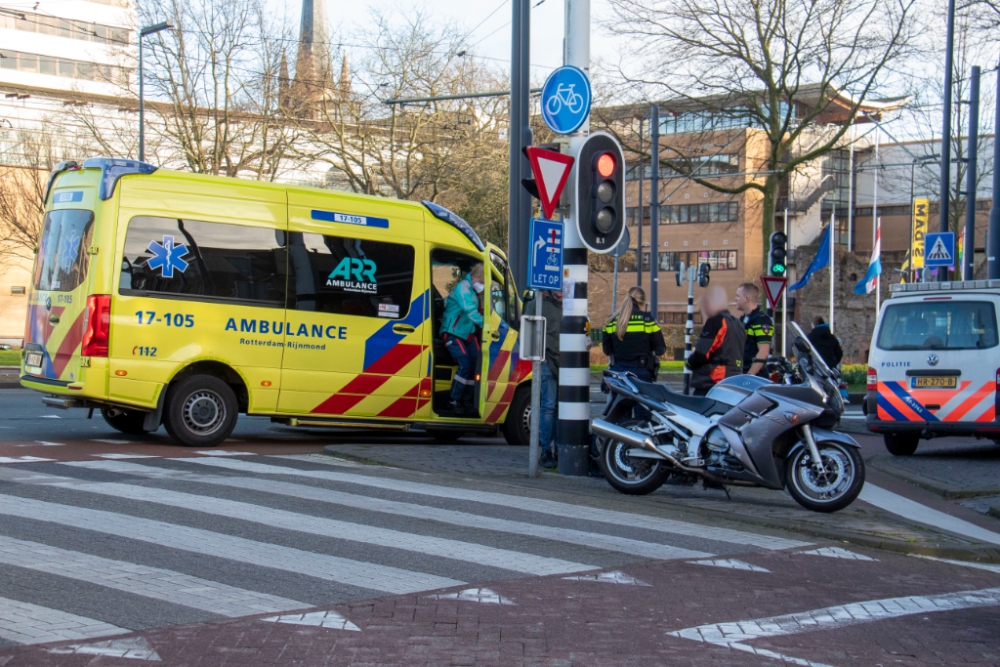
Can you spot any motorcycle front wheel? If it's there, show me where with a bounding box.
[785,440,865,513]
[598,418,672,495]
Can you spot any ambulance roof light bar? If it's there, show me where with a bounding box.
[890,279,1000,295]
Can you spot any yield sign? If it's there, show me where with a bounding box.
[760,275,787,310]
[525,147,574,219]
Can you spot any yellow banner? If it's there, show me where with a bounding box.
[911,197,929,269]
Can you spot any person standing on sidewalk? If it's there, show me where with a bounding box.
[524,289,562,469]
[687,286,745,396]
[602,286,666,383]
[735,282,773,377]
[807,316,843,369]
[441,263,485,414]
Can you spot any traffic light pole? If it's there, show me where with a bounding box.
[508,0,532,289]
[682,265,695,394]
[557,0,592,477]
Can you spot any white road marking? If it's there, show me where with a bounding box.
[859,483,1000,546]
[176,457,810,550]
[428,588,514,605]
[798,547,876,561]
[261,611,359,631]
[65,462,712,562]
[40,415,60,419]
[92,453,159,460]
[271,454,362,468]
[911,554,1000,574]
[90,440,134,445]
[688,558,770,572]
[194,451,255,456]
[0,535,307,617]
[669,586,1000,667]
[34,441,64,447]
[0,595,127,645]
[0,493,463,595]
[562,571,651,586]
[47,637,161,660]
[0,456,56,464]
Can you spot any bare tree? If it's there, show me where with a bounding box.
[605,0,919,267]
[0,132,59,267]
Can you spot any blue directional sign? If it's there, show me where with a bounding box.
[540,66,591,135]
[924,232,955,268]
[527,218,564,290]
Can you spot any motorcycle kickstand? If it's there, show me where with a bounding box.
[702,478,731,500]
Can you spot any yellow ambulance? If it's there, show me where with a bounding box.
[21,158,533,447]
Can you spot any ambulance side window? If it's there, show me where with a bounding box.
[287,233,414,319]
[120,216,286,306]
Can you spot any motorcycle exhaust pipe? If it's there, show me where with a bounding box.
[592,418,695,472]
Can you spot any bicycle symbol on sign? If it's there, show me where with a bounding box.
[545,84,585,116]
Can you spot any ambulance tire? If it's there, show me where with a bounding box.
[502,385,531,447]
[883,433,919,456]
[163,375,238,448]
[101,408,149,435]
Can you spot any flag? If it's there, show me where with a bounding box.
[900,250,909,283]
[957,229,963,273]
[789,224,832,291]
[854,223,882,294]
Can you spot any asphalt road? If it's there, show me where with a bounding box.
[0,387,999,665]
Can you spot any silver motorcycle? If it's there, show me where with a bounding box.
[592,322,864,512]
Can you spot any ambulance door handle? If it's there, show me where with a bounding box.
[491,331,501,341]
[392,324,415,334]
[48,315,60,325]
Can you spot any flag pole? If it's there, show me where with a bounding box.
[873,125,881,316]
[829,205,835,333]
[782,208,788,358]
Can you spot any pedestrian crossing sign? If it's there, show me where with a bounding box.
[924,232,955,268]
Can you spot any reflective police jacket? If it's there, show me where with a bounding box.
[601,304,667,367]
[687,310,746,391]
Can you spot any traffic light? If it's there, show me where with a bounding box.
[698,262,711,287]
[769,231,788,276]
[574,132,625,253]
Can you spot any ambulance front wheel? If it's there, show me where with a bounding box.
[502,385,531,447]
[884,433,919,456]
[164,374,238,447]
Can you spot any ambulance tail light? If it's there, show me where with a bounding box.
[81,294,111,357]
[867,367,877,391]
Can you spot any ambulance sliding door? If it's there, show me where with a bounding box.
[277,191,427,418]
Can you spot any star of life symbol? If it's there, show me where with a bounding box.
[146,235,190,278]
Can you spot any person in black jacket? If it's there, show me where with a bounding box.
[602,286,667,382]
[807,316,843,369]
[687,286,746,395]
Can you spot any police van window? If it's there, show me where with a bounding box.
[120,216,286,306]
[287,233,414,319]
[877,301,999,351]
[33,209,94,293]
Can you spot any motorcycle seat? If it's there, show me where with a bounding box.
[632,380,729,416]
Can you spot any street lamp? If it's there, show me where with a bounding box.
[138,21,172,163]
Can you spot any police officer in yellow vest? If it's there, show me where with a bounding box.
[735,281,773,377]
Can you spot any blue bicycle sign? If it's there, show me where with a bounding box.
[541,66,591,135]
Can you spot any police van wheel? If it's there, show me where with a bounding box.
[163,375,238,447]
[101,408,149,435]
[884,433,919,456]
[502,386,531,447]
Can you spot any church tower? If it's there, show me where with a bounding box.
[293,0,332,107]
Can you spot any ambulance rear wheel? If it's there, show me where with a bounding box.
[884,433,919,456]
[101,408,149,435]
[164,375,238,447]
[502,385,531,447]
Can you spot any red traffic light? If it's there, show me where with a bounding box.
[596,152,615,178]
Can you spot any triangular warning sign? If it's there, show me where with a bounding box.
[927,236,952,261]
[760,275,787,310]
[525,147,574,219]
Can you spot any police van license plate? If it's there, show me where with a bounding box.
[911,376,957,389]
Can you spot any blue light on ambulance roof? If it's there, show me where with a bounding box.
[422,201,484,251]
[82,157,158,200]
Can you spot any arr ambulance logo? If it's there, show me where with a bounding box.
[326,257,377,294]
[146,235,190,278]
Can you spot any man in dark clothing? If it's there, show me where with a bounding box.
[523,290,562,468]
[735,282,773,377]
[687,286,746,395]
[807,316,843,369]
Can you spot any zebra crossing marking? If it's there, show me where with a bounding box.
[428,588,514,605]
[0,596,128,645]
[0,493,464,595]
[798,547,876,561]
[0,456,55,464]
[176,457,810,550]
[562,571,651,586]
[0,535,307,617]
[261,611,359,631]
[92,453,159,460]
[47,637,161,660]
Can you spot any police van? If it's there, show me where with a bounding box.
[21,158,533,447]
[866,280,1000,455]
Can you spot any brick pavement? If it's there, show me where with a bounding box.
[3,546,998,666]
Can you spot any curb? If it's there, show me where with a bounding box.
[868,455,1000,500]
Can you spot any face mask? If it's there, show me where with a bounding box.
[473,281,485,293]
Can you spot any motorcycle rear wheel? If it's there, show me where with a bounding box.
[598,418,672,495]
[785,440,865,513]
